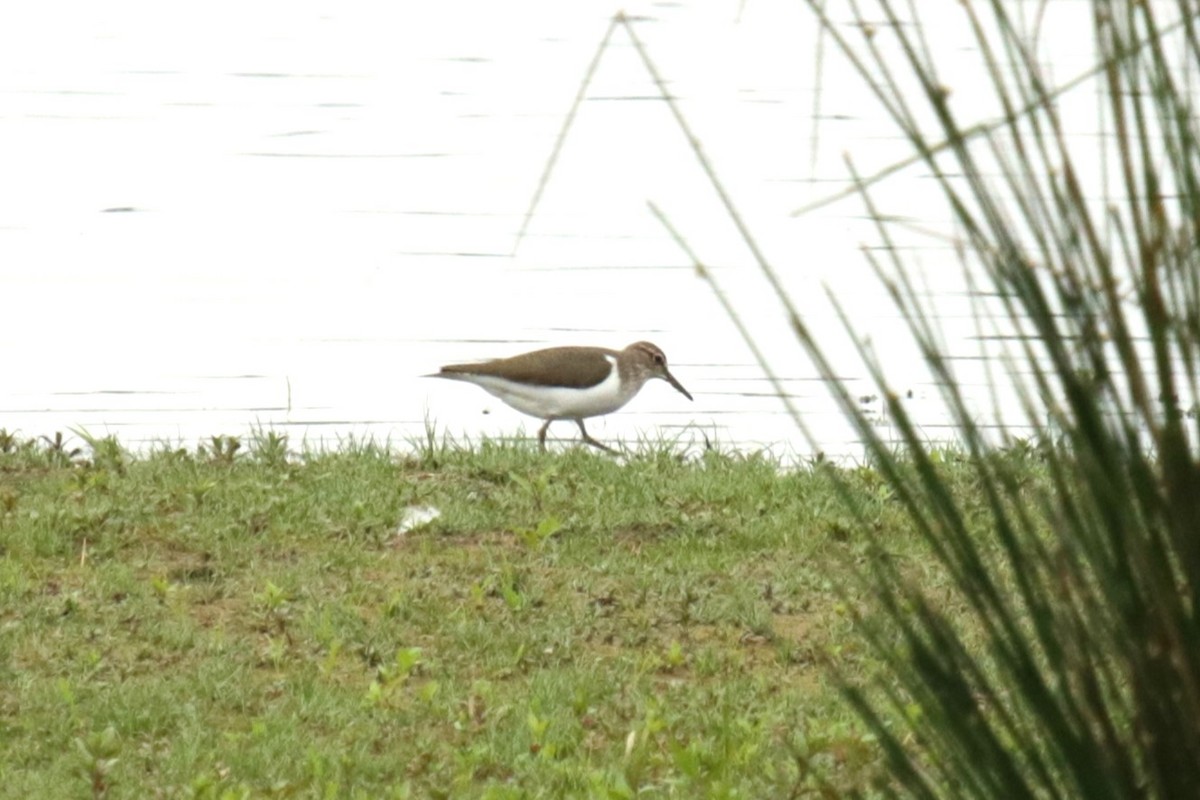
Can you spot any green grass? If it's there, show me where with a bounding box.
[0,429,1024,798]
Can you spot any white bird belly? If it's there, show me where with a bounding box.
[465,365,633,420]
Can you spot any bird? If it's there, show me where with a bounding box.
[426,341,692,452]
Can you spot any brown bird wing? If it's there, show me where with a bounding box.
[440,346,616,389]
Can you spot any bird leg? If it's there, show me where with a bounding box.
[537,420,552,451]
[576,419,618,454]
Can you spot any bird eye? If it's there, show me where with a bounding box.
[654,354,665,365]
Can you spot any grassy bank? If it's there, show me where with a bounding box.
[0,430,1020,798]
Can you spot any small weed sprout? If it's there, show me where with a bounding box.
[200,435,241,464]
[248,427,290,467]
[515,515,562,549]
[73,725,120,800]
[366,647,424,707]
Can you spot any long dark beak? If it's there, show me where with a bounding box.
[663,369,693,401]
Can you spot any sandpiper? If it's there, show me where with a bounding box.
[427,341,692,452]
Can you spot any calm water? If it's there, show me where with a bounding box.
[0,1,1148,457]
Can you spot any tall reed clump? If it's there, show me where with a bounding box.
[796,1,1200,796]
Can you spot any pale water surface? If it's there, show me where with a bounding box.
[0,1,1159,457]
